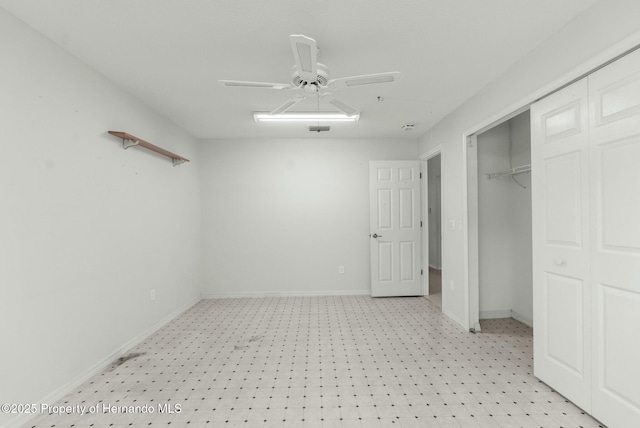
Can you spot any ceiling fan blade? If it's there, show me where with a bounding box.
[290,34,318,83]
[219,80,292,90]
[269,95,306,115]
[322,95,359,116]
[327,72,403,90]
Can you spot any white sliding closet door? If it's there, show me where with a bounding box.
[531,79,592,411]
[532,47,640,427]
[588,48,640,427]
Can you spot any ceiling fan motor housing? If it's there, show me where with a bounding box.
[292,63,329,87]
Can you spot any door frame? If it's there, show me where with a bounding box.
[461,36,640,331]
[420,145,442,297]
[465,110,529,331]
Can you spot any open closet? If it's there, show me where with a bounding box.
[473,110,533,326]
[465,45,640,428]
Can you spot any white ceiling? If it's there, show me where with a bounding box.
[0,0,599,140]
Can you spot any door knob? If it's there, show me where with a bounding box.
[372,233,382,238]
[554,258,566,266]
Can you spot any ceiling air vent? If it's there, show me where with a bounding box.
[309,125,331,132]
[401,124,415,131]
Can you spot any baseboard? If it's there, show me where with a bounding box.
[479,309,533,327]
[202,290,370,298]
[442,308,468,331]
[7,294,201,428]
[511,309,533,327]
[479,309,512,320]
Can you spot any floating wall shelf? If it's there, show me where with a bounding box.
[108,131,190,166]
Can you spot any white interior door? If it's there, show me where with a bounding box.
[588,48,640,427]
[369,161,422,297]
[531,79,592,411]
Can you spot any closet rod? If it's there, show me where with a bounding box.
[487,164,531,180]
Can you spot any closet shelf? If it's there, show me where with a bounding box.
[108,131,190,166]
[487,164,531,180]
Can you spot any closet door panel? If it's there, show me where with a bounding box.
[544,152,583,247]
[599,139,640,251]
[544,273,584,374]
[589,47,640,428]
[531,79,591,411]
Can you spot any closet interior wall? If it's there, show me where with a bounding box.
[476,111,533,325]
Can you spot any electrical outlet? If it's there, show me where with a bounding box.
[449,220,456,230]
[339,265,345,274]
[150,289,156,301]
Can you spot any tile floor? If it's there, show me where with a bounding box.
[428,269,442,294]
[426,269,442,309]
[425,293,442,310]
[28,296,605,428]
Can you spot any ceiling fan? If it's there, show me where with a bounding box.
[219,34,403,116]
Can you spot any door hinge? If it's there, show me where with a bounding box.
[421,269,423,275]
[420,220,423,227]
[420,172,422,179]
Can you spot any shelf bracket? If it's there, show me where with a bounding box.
[122,138,140,150]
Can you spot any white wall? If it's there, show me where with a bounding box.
[199,138,417,297]
[476,113,532,323]
[0,9,202,427]
[418,0,640,329]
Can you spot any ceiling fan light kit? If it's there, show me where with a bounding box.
[220,34,402,124]
[253,112,360,123]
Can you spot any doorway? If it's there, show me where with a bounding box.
[426,155,442,308]
[467,110,533,327]
[420,148,443,309]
